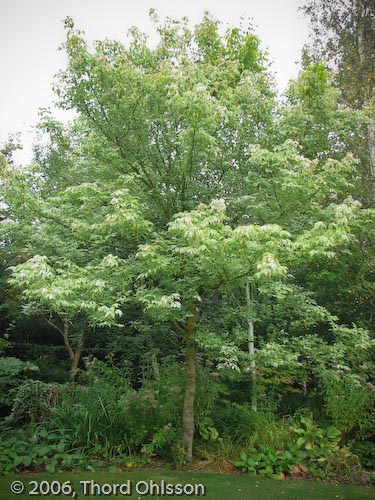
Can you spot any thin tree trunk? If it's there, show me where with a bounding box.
[182,314,197,461]
[357,0,375,190]
[69,333,83,380]
[246,280,257,412]
[151,348,160,396]
[63,318,82,380]
[151,348,160,383]
[62,317,74,362]
[44,316,83,380]
[366,112,375,183]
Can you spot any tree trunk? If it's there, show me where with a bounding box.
[366,112,375,183]
[62,319,83,380]
[182,314,197,461]
[69,333,83,380]
[357,0,375,192]
[44,316,83,380]
[246,280,257,412]
[151,348,160,383]
[62,317,74,361]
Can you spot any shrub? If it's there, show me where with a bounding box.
[0,357,39,408]
[234,445,296,479]
[234,417,360,480]
[321,370,375,439]
[213,403,294,449]
[213,403,257,441]
[291,416,344,478]
[9,380,65,424]
[50,379,131,457]
[350,441,375,469]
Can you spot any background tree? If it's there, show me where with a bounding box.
[301,0,375,197]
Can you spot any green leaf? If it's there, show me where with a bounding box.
[46,462,56,473]
[296,437,305,448]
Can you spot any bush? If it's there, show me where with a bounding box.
[0,357,39,409]
[234,445,299,479]
[350,441,375,469]
[10,380,65,424]
[321,370,375,439]
[234,417,360,480]
[213,403,257,441]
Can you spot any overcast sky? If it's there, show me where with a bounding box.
[0,0,309,165]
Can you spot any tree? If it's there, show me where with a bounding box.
[3,12,277,457]
[278,62,368,179]
[301,0,375,195]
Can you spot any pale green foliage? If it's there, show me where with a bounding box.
[9,255,123,327]
[33,178,151,257]
[5,171,151,328]
[136,199,291,323]
[134,191,364,388]
[50,13,275,222]
[294,197,363,258]
[234,138,360,230]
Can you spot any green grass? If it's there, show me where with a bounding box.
[1,471,374,500]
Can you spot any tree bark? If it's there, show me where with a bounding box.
[356,0,375,191]
[246,280,257,412]
[62,317,74,361]
[69,333,83,380]
[182,314,197,461]
[368,119,375,184]
[61,318,83,380]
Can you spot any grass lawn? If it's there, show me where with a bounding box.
[1,471,374,500]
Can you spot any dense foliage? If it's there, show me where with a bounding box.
[0,6,374,481]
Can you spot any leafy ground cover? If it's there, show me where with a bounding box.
[1,471,374,500]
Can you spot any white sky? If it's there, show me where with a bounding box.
[0,0,309,165]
